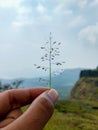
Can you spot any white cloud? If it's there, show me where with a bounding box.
[0,0,21,8]
[89,0,98,7]
[0,0,98,78]
[36,4,47,14]
[12,2,52,27]
[64,10,73,16]
[11,4,33,27]
[78,22,98,46]
[78,0,98,9]
[54,4,64,14]
[53,3,73,17]
[16,6,31,15]
[68,16,86,28]
[56,0,76,5]
[78,0,88,8]
[0,0,32,27]
[12,19,32,27]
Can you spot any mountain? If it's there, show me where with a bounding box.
[0,68,82,99]
[71,68,98,100]
[52,68,81,87]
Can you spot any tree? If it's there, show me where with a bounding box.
[0,80,23,92]
[12,80,24,88]
[0,82,12,92]
[34,32,65,88]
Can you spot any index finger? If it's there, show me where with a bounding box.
[0,87,49,116]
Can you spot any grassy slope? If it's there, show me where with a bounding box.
[44,100,98,130]
[22,99,98,130]
[71,77,98,100]
[45,71,98,129]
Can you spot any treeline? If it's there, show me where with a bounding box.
[80,68,98,78]
[0,80,23,92]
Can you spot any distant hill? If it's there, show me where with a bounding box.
[71,68,98,100]
[0,68,82,99]
[52,68,81,87]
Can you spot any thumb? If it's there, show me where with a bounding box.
[5,89,58,130]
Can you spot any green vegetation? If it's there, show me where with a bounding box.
[22,68,98,130]
[71,77,98,100]
[22,99,98,130]
[44,100,98,130]
[80,68,98,78]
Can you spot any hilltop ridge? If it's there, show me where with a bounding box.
[71,67,98,101]
[80,67,98,78]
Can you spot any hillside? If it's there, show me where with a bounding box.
[0,68,81,87]
[71,77,98,100]
[0,68,81,99]
[22,99,98,130]
[44,68,98,130]
[71,68,98,100]
[21,68,98,130]
[44,99,98,130]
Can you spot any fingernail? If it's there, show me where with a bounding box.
[47,89,58,104]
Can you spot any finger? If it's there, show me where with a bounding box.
[0,118,14,128]
[0,87,49,116]
[4,89,58,130]
[0,109,22,128]
[6,108,22,119]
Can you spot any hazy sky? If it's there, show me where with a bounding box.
[0,0,98,79]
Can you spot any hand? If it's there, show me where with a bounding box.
[0,88,58,130]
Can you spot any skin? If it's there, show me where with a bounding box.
[0,88,58,130]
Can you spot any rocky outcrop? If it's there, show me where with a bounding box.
[71,68,98,101]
